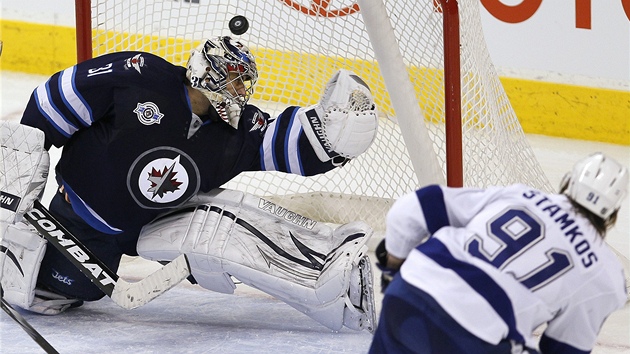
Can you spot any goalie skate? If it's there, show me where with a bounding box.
[343,254,376,333]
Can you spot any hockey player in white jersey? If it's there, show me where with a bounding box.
[370,152,628,353]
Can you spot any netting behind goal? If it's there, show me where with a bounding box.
[76,0,552,233]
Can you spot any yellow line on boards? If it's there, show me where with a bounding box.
[1,19,627,145]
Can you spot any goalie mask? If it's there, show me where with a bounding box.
[561,152,628,219]
[186,36,258,128]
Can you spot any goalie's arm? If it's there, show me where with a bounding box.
[257,106,338,176]
[257,69,378,176]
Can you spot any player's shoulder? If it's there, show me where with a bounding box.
[239,104,271,136]
[486,183,547,200]
[592,246,629,305]
[87,51,181,75]
[101,52,186,88]
[87,51,157,64]
[428,183,535,204]
[498,183,534,194]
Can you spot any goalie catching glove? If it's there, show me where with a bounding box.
[298,69,378,163]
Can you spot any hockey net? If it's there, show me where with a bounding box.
[76,0,552,235]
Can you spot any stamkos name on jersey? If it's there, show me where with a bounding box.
[523,189,598,267]
[258,198,317,230]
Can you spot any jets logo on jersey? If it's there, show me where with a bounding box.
[125,53,145,74]
[249,111,267,133]
[146,158,184,199]
[128,147,200,209]
[134,102,164,125]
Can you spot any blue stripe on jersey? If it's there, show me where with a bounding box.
[416,185,450,234]
[45,75,82,132]
[282,110,293,168]
[57,68,81,127]
[259,134,268,170]
[283,109,305,175]
[260,107,305,174]
[260,115,282,171]
[33,88,72,138]
[418,237,526,344]
[273,110,290,172]
[259,142,266,170]
[62,182,123,235]
[59,67,93,126]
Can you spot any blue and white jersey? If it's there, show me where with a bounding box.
[385,184,627,353]
[21,51,334,235]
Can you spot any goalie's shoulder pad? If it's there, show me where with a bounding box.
[298,70,378,162]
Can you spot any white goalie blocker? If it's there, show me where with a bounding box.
[138,188,377,332]
[0,121,63,313]
[298,69,378,162]
[1,121,49,225]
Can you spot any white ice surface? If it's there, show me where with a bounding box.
[1,71,628,353]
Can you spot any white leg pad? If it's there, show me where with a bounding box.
[0,221,46,309]
[138,188,375,331]
[136,202,237,294]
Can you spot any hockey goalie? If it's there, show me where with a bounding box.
[0,36,378,333]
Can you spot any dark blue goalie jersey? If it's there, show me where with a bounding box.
[21,52,335,235]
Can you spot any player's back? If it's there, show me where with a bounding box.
[400,184,627,350]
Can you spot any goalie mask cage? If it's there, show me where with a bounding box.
[75,0,552,234]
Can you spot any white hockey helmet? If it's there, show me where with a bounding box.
[186,36,258,124]
[561,152,628,219]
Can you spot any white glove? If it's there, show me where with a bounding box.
[298,69,378,162]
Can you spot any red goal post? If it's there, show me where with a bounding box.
[74,0,552,234]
